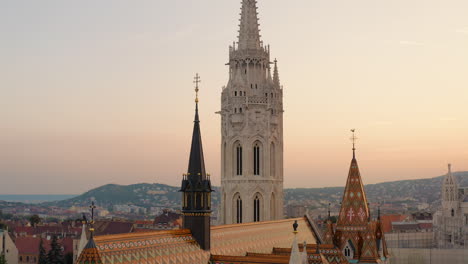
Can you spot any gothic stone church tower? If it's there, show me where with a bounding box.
[219,0,284,225]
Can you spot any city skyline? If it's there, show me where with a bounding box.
[1,0,468,194]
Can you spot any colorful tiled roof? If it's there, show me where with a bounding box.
[76,217,317,264]
[336,157,369,231]
[273,244,348,264]
[76,237,103,264]
[211,217,316,256]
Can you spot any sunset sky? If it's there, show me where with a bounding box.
[1,0,468,194]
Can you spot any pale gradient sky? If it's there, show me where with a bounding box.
[1,0,468,194]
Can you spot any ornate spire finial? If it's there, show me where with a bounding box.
[350,129,358,158]
[238,0,261,50]
[293,220,298,234]
[328,203,331,220]
[273,58,280,87]
[194,73,201,104]
[448,163,452,173]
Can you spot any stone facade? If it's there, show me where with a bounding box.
[219,0,284,225]
[434,164,468,248]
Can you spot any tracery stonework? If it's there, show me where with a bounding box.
[219,0,284,225]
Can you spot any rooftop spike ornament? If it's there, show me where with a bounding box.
[194,73,201,104]
[76,201,102,264]
[350,129,358,159]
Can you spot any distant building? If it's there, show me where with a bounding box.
[152,209,181,230]
[16,236,73,264]
[287,204,307,218]
[434,164,468,248]
[1,229,18,264]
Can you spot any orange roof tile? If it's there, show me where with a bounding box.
[75,217,318,264]
[380,215,409,233]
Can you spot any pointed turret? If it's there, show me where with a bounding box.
[273,59,281,88]
[442,163,459,215]
[238,0,262,50]
[336,132,370,230]
[181,74,213,250]
[322,204,335,244]
[76,237,103,264]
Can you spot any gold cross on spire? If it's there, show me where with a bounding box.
[350,129,357,157]
[89,201,96,234]
[194,73,201,103]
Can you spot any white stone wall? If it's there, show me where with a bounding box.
[388,248,468,264]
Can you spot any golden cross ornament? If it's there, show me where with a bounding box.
[194,73,201,103]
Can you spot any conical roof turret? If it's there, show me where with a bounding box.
[336,130,370,230]
[238,0,262,50]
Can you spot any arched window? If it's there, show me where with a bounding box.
[239,108,243,113]
[452,208,455,217]
[270,142,275,177]
[235,194,243,224]
[187,193,192,209]
[234,91,237,96]
[343,241,354,259]
[196,193,202,209]
[270,193,276,219]
[254,195,261,222]
[253,143,261,175]
[223,142,227,177]
[236,143,243,176]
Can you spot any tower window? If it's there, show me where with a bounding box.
[235,91,237,96]
[265,93,268,97]
[236,144,243,176]
[236,195,243,223]
[270,142,275,177]
[253,143,261,175]
[254,195,260,222]
[255,84,258,89]
[251,84,253,89]
[234,108,237,113]
[452,209,455,217]
[239,108,242,113]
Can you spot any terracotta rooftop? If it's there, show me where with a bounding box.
[76,217,317,264]
[380,214,409,233]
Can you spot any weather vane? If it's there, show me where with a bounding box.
[194,73,201,103]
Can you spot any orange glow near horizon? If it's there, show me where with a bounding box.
[1,0,467,194]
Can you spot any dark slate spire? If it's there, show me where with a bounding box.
[187,73,208,181]
[181,74,213,251]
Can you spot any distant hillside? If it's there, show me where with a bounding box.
[18,172,468,213]
[285,172,468,213]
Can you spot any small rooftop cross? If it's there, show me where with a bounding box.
[194,73,201,103]
[89,201,96,223]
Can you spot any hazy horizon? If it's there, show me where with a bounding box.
[2,0,468,194]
